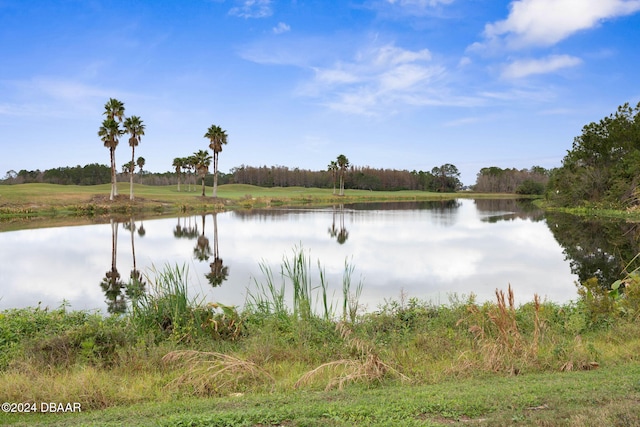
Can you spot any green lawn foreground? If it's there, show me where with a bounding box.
[2,363,639,426]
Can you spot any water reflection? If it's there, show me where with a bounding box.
[328,205,349,244]
[546,212,640,288]
[206,213,229,287]
[1,199,617,312]
[474,198,545,223]
[99,219,126,314]
[98,218,147,314]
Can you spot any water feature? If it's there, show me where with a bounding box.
[1,199,635,313]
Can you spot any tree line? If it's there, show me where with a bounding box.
[225,162,464,192]
[548,101,640,208]
[473,166,549,195]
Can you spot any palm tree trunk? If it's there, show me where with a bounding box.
[212,153,219,198]
[130,146,135,200]
[110,148,116,200]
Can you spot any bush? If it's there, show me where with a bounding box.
[25,317,131,368]
[0,304,95,369]
[516,179,545,195]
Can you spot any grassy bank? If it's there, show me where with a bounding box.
[0,182,521,219]
[1,250,640,426]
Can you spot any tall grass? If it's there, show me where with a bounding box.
[246,245,362,322]
[129,264,218,342]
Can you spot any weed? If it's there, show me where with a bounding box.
[246,245,362,322]
[162,350,275,396]
[294,322,410,390]
[456,285,543,375]
[131,266,228,342]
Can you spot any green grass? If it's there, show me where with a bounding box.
[0,182,521,219]
[2,364,639,426]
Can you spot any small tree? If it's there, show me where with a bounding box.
[123,115,145,200]
[328,161,338,195]
[193,150,212,196]
[172,157,184,192]
[204,124,228,198]
[337,154,350,196]
[100,98,125,200]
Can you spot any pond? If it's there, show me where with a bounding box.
[1,199,637,313]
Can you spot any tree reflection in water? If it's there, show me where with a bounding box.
[329,204,349,245]
[546,212,640,290]
[179,213,229,288]
[100,219,126,314]
[123,217,146,302]
[99,217,147,314]
[206,213,229,287]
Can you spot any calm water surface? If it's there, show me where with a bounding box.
[2,198,623,313]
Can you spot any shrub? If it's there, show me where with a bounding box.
[516,179,545,195]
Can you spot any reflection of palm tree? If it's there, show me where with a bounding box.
[174,216,199,239]
[329,204,349,244]
[173,216,184,238]
[206,257,229,287]
[206,212,229,287]
[328,205,338,238]
[100,268,126,314]
[123,217,146,301]
[193,215,212,261]
[100,219,126,314]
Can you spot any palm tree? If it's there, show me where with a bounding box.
[104,98,125,122]
[337,154,350,196]
[204,124,228,198]
[193,149,212,196]
[123,115,145,200]
[122,161,134,175]
[186,155,197,192]
[98,118,121,201]
[328,161,338,195]
[102,98,125,199]
[172,157,184,192]
[136,156,145,176]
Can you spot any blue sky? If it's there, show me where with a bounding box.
[1,0,640,185]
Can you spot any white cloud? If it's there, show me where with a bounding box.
[479,0,640,49]
[299,43,453,114]
[229,0,272,18]
[273,22,290,34]
[501,54,582,79]
[0,77,127,118]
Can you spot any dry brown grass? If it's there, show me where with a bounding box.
[162,350,275,396]
[454,285,544,375]
[294,322,410,391]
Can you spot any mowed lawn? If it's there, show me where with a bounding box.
[0,182,483,209]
